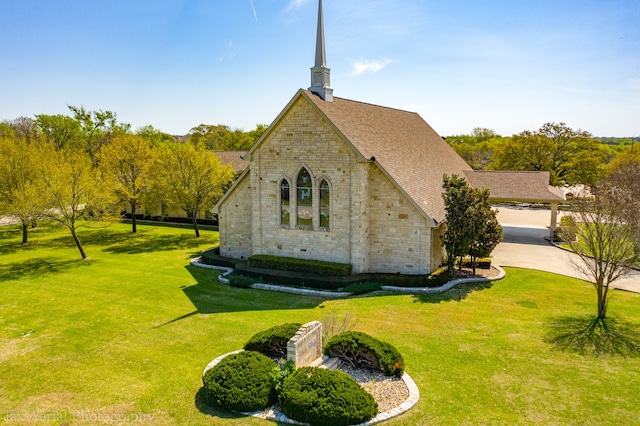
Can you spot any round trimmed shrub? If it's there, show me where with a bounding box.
[279,367,378,426]
[202,351,277,412]
[243,323,302,358]
[324,331,405,377]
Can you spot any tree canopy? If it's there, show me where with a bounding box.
[491,122,607,186]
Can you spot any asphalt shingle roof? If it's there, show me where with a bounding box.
[304,90,472,223]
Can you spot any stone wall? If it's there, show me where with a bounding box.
[218,172,253,260]
[287,321,323,367]
[368,166,432,274]
[218,94,438,275]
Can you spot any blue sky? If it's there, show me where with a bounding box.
[1,0,639,137]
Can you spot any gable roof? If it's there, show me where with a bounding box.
[301,90,472,223]
[464,170,564,203]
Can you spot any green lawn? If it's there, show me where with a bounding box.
[1,222,639,425]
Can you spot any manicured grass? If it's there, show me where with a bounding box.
[1,221,639,425]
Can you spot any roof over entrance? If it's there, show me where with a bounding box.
[464,170,564,203]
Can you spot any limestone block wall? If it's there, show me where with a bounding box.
[218,172,253,260]
[430,223,446,271]
[368,166,433,275]
[287,321,323,367]
[249,97,370,271]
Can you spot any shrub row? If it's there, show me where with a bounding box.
[324,331,405,377]
[243,323,302,359]
[459,257,492,269]
[248,255,352,276]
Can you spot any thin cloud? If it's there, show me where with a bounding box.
[286,0,311,12]
[349,59,391,76]
[248,0,258,22]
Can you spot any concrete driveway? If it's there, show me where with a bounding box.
[492,206,640,293]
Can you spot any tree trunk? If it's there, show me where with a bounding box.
[71,228,87,259]
[22,221,28,244]
[130,200,137,233]
[191,213,200,238]
[597,285,607,319]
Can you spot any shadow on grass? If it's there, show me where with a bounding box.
[412,280,494,304]
[194,387,251,421]
[49,228,214,255]
[545,316,640,357]
[155,265,324,327]
[0,257,93,281]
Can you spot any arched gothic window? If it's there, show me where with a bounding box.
[319,179,330,229]
[296,169,313,227]
[280,180,290,226]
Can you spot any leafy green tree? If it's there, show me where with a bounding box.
[99,134,154,233]
[35,114,82,150]
[68,105,122,163]
[40,146,117,259]
[467,191,503,274]
[135,125,177,147]
[187,123,259,151]
[152,143,234,237]
[442,174,502,277]
[0,135,45,243]
[492,122,606,186]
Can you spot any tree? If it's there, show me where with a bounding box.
[187,123,259,151]
[0,135,45,243]
[467,190,503,274]
[40,147,117,259]
[559,188,640,319]
[35,114,82,150]
[68,105,120,163]
[3,117,39,143]
[135,125,177,147]
[152,143,234,237]
[492,122,606,186]
[441,174,502,277]
[99,134,154,233]
[604,148,640,256]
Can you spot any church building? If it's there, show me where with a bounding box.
[213,0,562,275]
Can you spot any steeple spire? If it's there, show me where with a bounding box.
[309,0,333,101]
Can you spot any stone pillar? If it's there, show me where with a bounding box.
[287,321,323,367]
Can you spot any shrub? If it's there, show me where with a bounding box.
[248,255,352,276]
[228,274,261,288]
[202,351,277,412]
[270,359,296,393]
[343,281,382,295]
[324,331,405,377]
[244,323,302,358]
[279,367,378,426]
[460,257,492,269]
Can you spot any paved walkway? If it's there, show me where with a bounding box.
[492,206,640,293]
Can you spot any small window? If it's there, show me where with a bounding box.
[319,179,330,229]
[297,169,313,227]
[280,180,290,226]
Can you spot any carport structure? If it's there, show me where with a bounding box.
[464,170,565,239]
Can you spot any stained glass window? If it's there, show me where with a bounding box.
[280,180,290,226]
[319,179,330,229]
[296,169,313,227]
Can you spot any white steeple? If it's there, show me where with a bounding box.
[309,0,333,102]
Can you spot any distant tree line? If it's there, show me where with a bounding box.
[445,124,637,187]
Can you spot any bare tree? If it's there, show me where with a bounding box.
[560,188,640,319]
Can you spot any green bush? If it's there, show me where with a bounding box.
[243,323,302,358]
[460,257,492,269]
[279,367,378,426]
[324,331,405,377]
[343,281,382,295]
[202,351,277,412]
[228,274,261,288]
[248,255,352,276]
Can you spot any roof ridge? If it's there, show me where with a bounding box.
[304,89,420,116]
